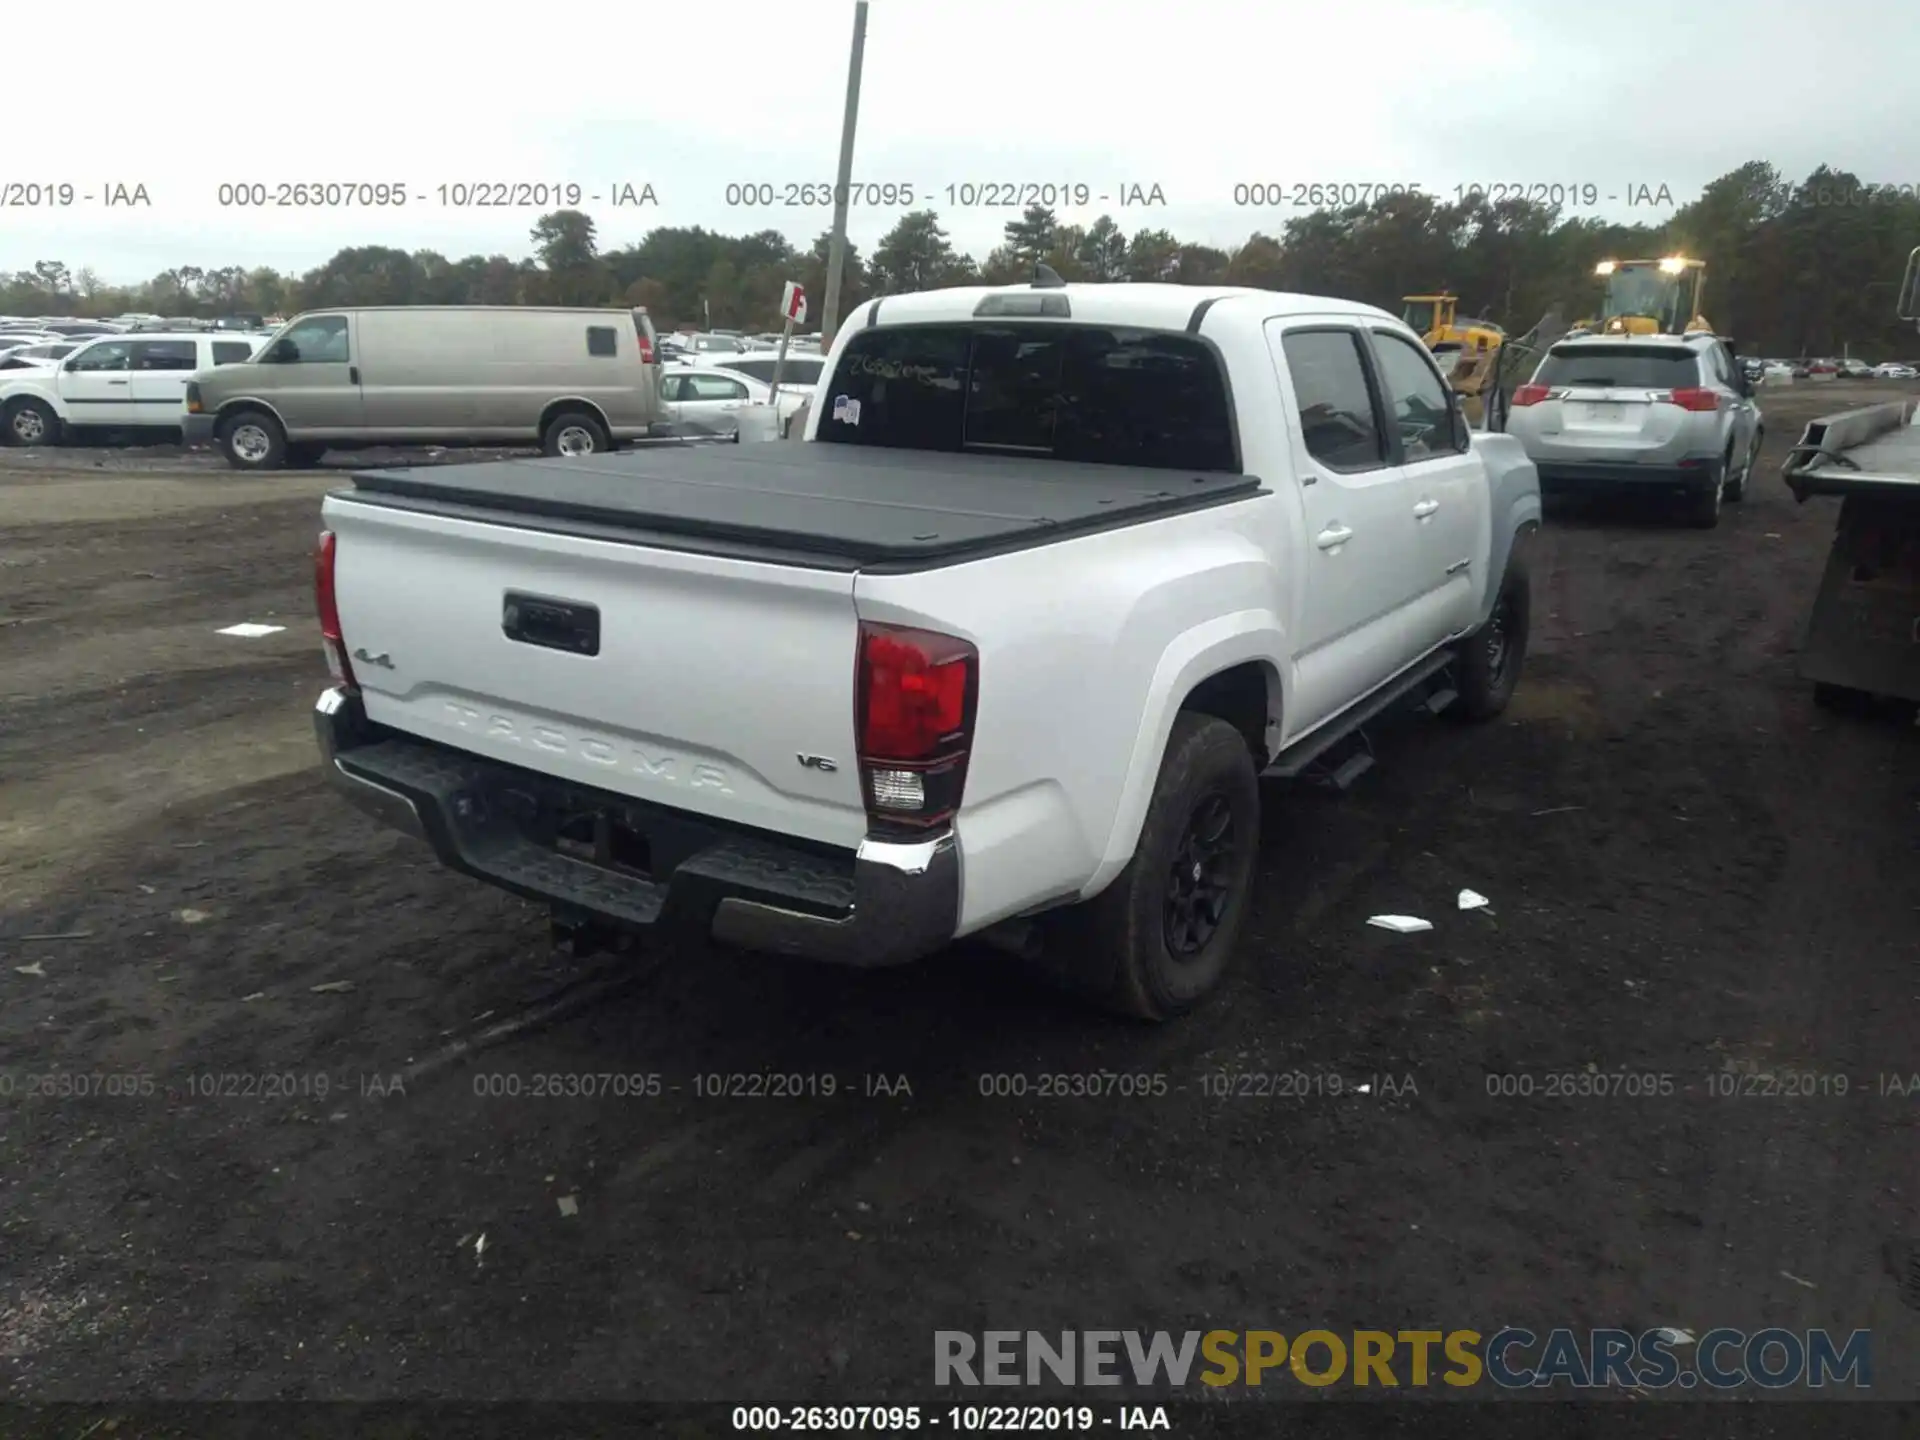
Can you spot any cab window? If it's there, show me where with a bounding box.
[1277,329,1385,472]
[268,316,349,364]
[69,341,134,372]
[817,322,1237,472]
[1370,331,1464,460]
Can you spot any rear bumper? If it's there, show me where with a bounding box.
[313,687,958,967]
[183,414,217,447]
[1533,459,1719,492]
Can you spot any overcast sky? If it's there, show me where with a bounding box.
[8,0,1917,285]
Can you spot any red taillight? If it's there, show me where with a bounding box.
[855,622,978,830]
[636,333,655,364]
[1511,384,1550,407]
[1665,387,1719,412]
[315,530,355,687]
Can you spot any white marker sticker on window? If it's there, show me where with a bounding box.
[832,395,861,425]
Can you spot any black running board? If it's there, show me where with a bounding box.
[1262,649,1456,780]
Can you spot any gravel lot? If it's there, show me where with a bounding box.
[2,397,1917,1403]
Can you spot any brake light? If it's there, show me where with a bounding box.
[1665,387,1719,412]
[633,311,655,365]
[855,622,978,831]
[185,381,203,415]
[1511,384,1549,407]
[315,530,355,687]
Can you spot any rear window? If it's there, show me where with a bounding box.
[1535,345,1700,389]
[816,323,1236,472]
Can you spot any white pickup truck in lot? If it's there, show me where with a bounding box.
[311,279,1541,1019]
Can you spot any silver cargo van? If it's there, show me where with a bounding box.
[183,305,664,470]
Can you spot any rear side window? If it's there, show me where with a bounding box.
[816,323,1236,472]
[1280,330,1385,471]
[131,340,198,371]
[685,374,750,400]
[587,326,617,357]
[1535,345,1700,389]
[212,341,253,365]
[723,358,775,383]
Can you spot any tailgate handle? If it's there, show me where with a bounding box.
[503,592,600,656]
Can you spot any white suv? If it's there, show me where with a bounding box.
[1503,332,1764,528]
[0,332,263,446]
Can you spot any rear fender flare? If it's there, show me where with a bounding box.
[1084,613,1288,897]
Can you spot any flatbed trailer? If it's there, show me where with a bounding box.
[1780,398,1920,707]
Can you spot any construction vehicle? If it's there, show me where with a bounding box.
[1399,291,1572,434]
[1402,292,1509,415]
[1568,257,1712,337]
[1467,308,1570,436]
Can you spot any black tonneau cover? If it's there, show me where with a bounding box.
[340,444,1264,571]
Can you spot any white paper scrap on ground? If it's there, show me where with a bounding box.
[1458,889,1491,910]
[216,623,285,638]
[1367,915,1433,933]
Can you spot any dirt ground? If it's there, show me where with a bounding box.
[1,395,1917,1405]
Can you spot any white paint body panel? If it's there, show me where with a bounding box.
[329,282,1528,942]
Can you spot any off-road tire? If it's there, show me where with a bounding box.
[1040,713,1260,1022]
[1452,550,1531,720]
[3,397,59,447]
[218,409,287,471]
[541,410,610,458]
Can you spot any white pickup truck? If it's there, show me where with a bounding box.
[311,280,1541,1019]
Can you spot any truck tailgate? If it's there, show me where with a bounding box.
[323,494,868,850]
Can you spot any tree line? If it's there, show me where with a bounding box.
[6,162,1918,357]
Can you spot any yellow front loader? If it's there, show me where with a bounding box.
[1402,293,1509,402]
[1569,257,1712,336]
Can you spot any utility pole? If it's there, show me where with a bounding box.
[820,0,868,349]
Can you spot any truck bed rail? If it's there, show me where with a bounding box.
[1780,399,1920,501]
